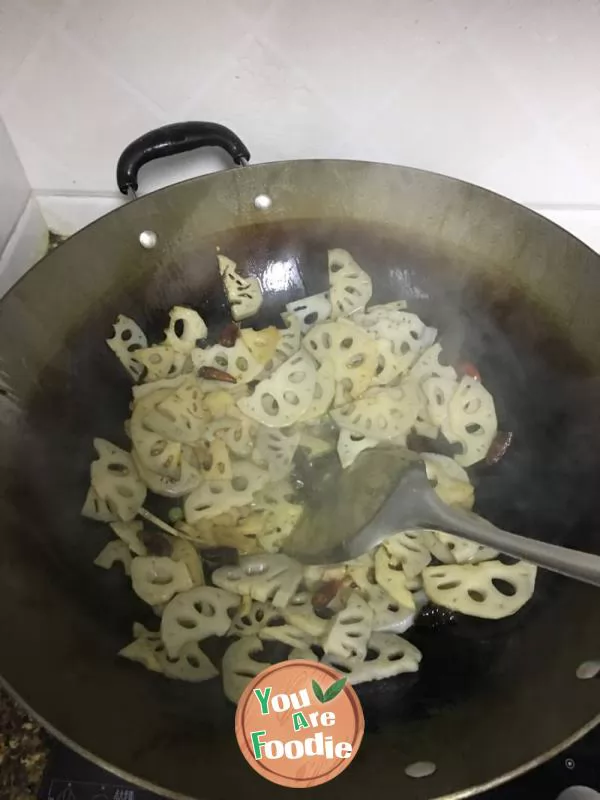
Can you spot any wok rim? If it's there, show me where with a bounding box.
[18,156,600,287]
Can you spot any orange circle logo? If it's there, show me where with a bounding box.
[235,660,364,788]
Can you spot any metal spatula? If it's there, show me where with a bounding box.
[284,448,600,588]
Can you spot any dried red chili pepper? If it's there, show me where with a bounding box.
[218,322,240,347]
[486,430,513,465]
[197,366,237,383]
[311,579,343,610]
[457,361,481,381]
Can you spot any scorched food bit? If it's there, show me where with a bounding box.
[311,579,344,610]
[486,430,514,465]
[218,322,240,348]
[196,366,237,383]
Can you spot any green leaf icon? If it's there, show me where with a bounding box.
[323,677,347,702]
[312,677,347,703]
[312,679,325,703]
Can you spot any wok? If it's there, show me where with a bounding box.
[1,121,600,800]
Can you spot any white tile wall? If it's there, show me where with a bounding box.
[0,119,31,254]
[0,0,599,251]
[0,116,48,293]
[0,116,29,251]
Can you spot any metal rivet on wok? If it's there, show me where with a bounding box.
[576,660,600,679]
[405,761,437,779]
[254,194,272,210]
[139,230,158,249]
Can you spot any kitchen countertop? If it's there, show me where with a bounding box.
[0,687,48,800]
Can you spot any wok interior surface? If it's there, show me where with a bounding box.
[1,161,600,799]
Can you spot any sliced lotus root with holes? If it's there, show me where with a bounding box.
[143,381,207,444]
[240,327,281,365]
[276,312,302,359]
[421,375,458,427]
[212,553,303,608]
[253,479,297,510]
[132,374,188,402]
[354,301,408,325]
[218,254,263,320]
[130,390,182,478]
[94,540,132,574]
[302,320,377,403]
[229,602,279,637]
[298,368,335,423]
[258,313,303,379]
[131,556,193,606]
[373,547,417,609]
[422,560,537,619]
[90,438,146,521]
[361,584,416,633]
[191,338,263,383]
[253,427,300,477]
[371,338,409,386]
[358,310,436,367]
[133,451,201,497]
[382,531,431,580]
[210,512,266,554]
[324,592,374,663]
[260,620,312,649]
[289,646,319,662]
[327,633,422,685]
[134,346,185,382]
[298,431,334,460]
[337,429,379,469]
[212,414,257,457]
[328,249,373,318]
[164,306,207,353]
[121,627,218,682]
[257,500,303,553]
[244,555,303,608]
[170,538,205,585]
[201,439,233,481]
[331,383,422,441]
[184,461,269,522]
[421,530,455,564]
[159,640,218,682]
[132,622,161,640]
[422,452,474,510]
[238,351,317,428]
[441,376,498,467]
[414,413,439,439]
[110,520,147,556]
[435,532,498,565]
[222,635,269,704]
[202,389,237,419]
[408,343,457,383]
[161,585,240,657]
[303,563,347,592]
[199,380,250,402]
[119,637,162,673]
[284,591,330,637]
[344,553,375,593]
[106,314,147,381]
[81,486,117,522]
[286,292,332,332]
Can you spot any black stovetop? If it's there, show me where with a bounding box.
[38,726,600,800]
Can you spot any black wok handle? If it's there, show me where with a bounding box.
[116,122,251,195]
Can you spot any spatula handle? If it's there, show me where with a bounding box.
[419,490,600,588]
